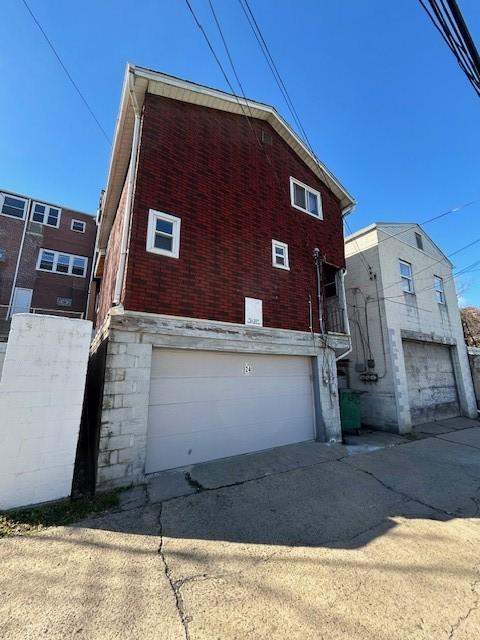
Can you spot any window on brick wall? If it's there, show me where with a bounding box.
[0,193,28,219]
[37,248,88,277]
[31,202,61,227]
[290,177,323,219]
[146,209,181,258]
[272,240,290,270]
[71,219,86,233]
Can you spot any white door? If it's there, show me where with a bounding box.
[146,349,315,473]
[10,288,33,316]
[403,340,460,425]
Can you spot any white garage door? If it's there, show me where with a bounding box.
[403,340,460,425]
[145,349,315,473]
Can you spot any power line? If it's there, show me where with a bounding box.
[184,0,289,197]
[20,0,111,144]
[237,0,337,195]
[418,0,480,97]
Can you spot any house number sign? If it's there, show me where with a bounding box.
[243,363,252,375]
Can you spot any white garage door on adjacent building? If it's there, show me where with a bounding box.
[403,340,460,425]
[145,349,315,473]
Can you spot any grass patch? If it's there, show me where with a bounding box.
[0,491,120,538]
[403,432,420,441]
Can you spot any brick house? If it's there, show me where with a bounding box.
[0,189,96,328]
[90,64,355,489]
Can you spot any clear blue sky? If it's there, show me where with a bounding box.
[2,0,479,304]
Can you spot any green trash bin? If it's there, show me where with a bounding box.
[339,389,362,434]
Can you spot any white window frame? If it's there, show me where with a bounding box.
[272,240,290,270]
[31,201,61,228]
[146,209,181,258]
[71,219,86,233]
[0,193,28,220]
[289,177,323,219]
[36,248,88,278]
[399,259,414,293]
[434,275,445,304]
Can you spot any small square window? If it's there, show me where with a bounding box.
[272,240,289,270]
[71,219,86,233]
[399,260,414,293]
[1,194,27,219]
[290,177,323,219]
[147,210,181,258]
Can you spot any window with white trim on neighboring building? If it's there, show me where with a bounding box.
[146,209,181,258]
[37,249,88,277]
[31,202,61,227]
[71,219,86,233]
[399,259,414,293]
[434,275,445,304]
[289,177,323,219]
[0,193,28,219]
[271,240,289,270]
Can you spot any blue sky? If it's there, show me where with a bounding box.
[2,0,479,304]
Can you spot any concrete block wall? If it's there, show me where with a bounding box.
[96,329,152,488]
[468,347,480,409]
[0,314,92,509]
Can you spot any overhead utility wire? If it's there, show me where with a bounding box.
[418,0,480,97]
[184,0,287,194]
[20,0,111,144]
[237,0,337,195]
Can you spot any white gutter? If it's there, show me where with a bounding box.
[113,69,141,306]
[6,196,32,318]
[336,268,352,361]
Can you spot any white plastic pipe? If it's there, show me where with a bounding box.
[336,268,352,361]
[6,196,32,318]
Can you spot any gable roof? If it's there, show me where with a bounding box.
[345,222,453,266]
[97,64,355,250]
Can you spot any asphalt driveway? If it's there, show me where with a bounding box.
[2,417,480,639]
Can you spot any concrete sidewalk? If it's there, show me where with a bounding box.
[1,417,480,639]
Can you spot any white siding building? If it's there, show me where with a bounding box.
[344,223,476,433]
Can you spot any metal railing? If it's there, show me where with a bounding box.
[0,304,84,320]
[325,304,347,334]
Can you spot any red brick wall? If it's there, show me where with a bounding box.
[122,94,346,333]
[96,178,128,326]
[0,198,95,318]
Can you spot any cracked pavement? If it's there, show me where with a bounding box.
[2,417,480,639]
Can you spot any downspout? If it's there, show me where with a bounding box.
[6,196,32,318]
[113,69,141,306]
[336,268,352,361]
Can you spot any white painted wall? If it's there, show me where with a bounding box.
[0,314,92,510]
[345,224,477,432]
[0,343,6,380]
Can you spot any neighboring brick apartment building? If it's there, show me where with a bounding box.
[90,65,355,490]
[0,189,95,324]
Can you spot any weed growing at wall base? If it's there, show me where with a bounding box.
[0,491,120,537]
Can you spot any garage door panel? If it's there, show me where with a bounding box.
[150,349,311,379]
[146,349,315,473]
[148,375,312,406]
[147,390,314,438]
[403,340,460,425]
[145,414,313,472]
